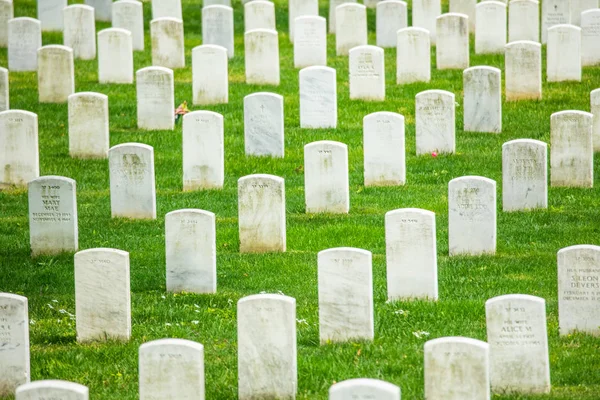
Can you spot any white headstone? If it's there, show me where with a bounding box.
[112,0,144,51]
[335,3,367,55]
[318,247,374,343]
[85,0,112,21]
[0,67,7,111]
[28,176,78,256]
[74,248,131,342]
[0,293,29,397]
[592,88,600,151]
[139,339,205,400]
[202,5,234,59]
[300,66,337,129]
[204,0,231,7]
[508,0,539,42]
[289,0,318,42]
[463,66,502,133]
[244,92,284,157]
[37,45,74,103]
[328,0,357,33]
[448,176,497,256]
[182,110,224,190]
[558,245,600,336]
[294,16,327,68]
[0,0,13,47]
[349,45,385,101]
[486,294,551,394]
[192,45,228,105]
[238,174,286,253]
[581,9,600,66]
[166,209,216,293]
[449,0,475,32]
[475,1,507,54]
[245,0,275,31]
[396,27,430,84]
[413,0,441,44]
[424,337,490,400]
[541,0,570,43]
[415,90,455,155]
[245,29,280,85]
[505,41,542,101]
[63,5,96,60]
[376,0,407,48]
[550,110,593,187]
[304,140,349,213]
[237,294,297,400]
[363,111,405,186]
[16,380,89,400]
[151,17,184,69]
[547,24,582,82]
[8,18,42,72]
[136,66,174,130]
[436,13,469,69]
[98,28,133,83]
[68,92,109,159]
[152,0,182,20]
[385,208,437,301]
[329,379,401,400]
[38,0,67,31]
[109,143,157,219]
[0,110,39,187]
[571,0,599,26]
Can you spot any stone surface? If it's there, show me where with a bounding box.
[505,41,542,101]
[203,5,234,58]
[299,66,336,128]
[463,66,502,133]
[238,174,286,253]
[328,0,356,33]
[0,110,39,187]
[486,294,551,394]
[0,293,29,397]
[335,3,367,56]
[294,16,327,68]
[38,45,74,103]
[16,381,89,400]
[192,45,228,105]
[449,0,475,32]
[136,66,174,130]
[0,0,13,47]
[329,379,401,400]
[581,9,600,66]
[304,140,349,213]
[436,13,469,69]
[0,67,7,111]
[204,0,231,7]
[109,143,157,219]
[508,0,539,42]
[502,139,547,212]
[85,0,112,21]
[396,27,430,84]
[98,28,133,83]
[139,339,205,400]
[8,18,42,72]
[237,294,296,400]
[475,1,506,54]
[424,337,490,400]
[413,0,441,44]
[363,111,405,186]
[376,0,407,48]
[592,89,600,151]
[182,110,224,190]
[448,176,497,256]
[349,45,385,101]
[74,248,131,342]
[558,245,600,336]
[245,29,280,85]
[68,92,109,159]
[571,0,599,26]
[38,0,67,31]
[547,24,582,82]
[244,92,284,157]
[245,0,275,32]
[550,110,593,187]
[415,90,455,155]
[63,5,96,60]
[318,247,374,343]
[152,0,182,20]
[541,0,570,43]
[289,0,318,42]
[151,17,184,69]
[112,0,144,51]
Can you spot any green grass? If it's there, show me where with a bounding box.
[2,0,600,398]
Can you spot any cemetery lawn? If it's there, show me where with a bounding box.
[3,0,600,398]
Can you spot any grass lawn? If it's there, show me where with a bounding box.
[2,0,600,398]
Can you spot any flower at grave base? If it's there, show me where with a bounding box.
[174,101,190,124]
[431,152,438,157]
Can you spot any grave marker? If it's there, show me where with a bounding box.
[8,18,42,72]
[202,5,234,58]
[475,1,507,54]
[508,0,539,42]
[299,66,337,128]
[63,4,96,60]
[363,111,405,186]
[349,45,385,101]
[244,0,275,31]
[413,0,441,44]
[329,0,357,33]
[244,92,284,157]
[550,110,593,187]
[547,24,582,82]
[396,27,430,84]
[68,92,109,159]
[112,0,144,51]
[436,13,469,69]
[151,17,184,69]
[85,0,112,22]
[0,110,39,187]
[38,45,74,103]
[245,29,280,85]
[376,0,407,48]
[449,0,475,32]
[581,9,600,66]
[329,379,401,400]
[152,0,182,20]
[98,28,133,83]
[336,3,367,56]
[505,41,542,101]
[0,67,7,111]
[304,141,349,213]
[192,45,228,105]
[294,16,327,68]
[289,0,318,42]
[571,0,599,26]
[136,66,174,130]
[0,0,13,47]
[415,90,455,155]
[0,293,29,397]
[502,139,548,211]
[463,66,502,133]
[541,0,570,44]
[16,381,89,400]
[38,0,67,31]
[592,89,600,151]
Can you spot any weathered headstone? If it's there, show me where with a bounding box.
[244,92,284,157]
[136,66,174,130]
[508,0,539,42]
[152,0,182,20]
[238,294,296,400]
[413,0,441,44]
[0,67,7,111]
[436,13,469,69]
[204,0,231,7]
[541,0,570,43]
[112,0,144,51]
[505,41,542,101]
[376,0,407,48]
[449,0,475,32]
[16,380,89,400]
[415,90,455,155]
[192,45,228,106]
[38,0,67,31]
[63,4,96,60]
[424,337,490,400]
[463,66,502,133]
[74,248,131,342]
[475,1,506,54]
[68,92,109,159]
[329,0,357,33]
[550,110,593,187]
[289,0,318,42]
[304,141,349,213]
[363,112,405,186]
[85,0,112,21]
[396,27,430,84]
[244,0,275,31]
[98,28,133,83]
[202,5,234,58]
[448,176,497,256]
[294,16,327,68]
[182,111,224,190]
[571,0,599,26]
[336,3,367,55]
[486,294,551,394]
[0,110,39,187]
[299,66,337,128]
[592,89,600,151]
[349,45,385,101]
[38,45,74,103]
[151,18,184,69]
[581,9,600,66]
[109,143,157,219]
[245,29,280,85]
[329,379,401,400]
[8,18,42,72]
[547,24,582,82]
[0,293,29,397]
[0,0,13,47]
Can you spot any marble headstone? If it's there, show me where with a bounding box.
[376,0,408,48]
[63,4,96,60]
[245,29,280,85]
[152,0,182,20]
[363,111,405,186]
[136,66,175,130]
[335,3,367,56]
[502,139,548,211]
[592,89,600,152]
[475,1,506,54]
[38,0,67,31]
[68,92,109,159]
[463,66,502,133]
[329,379,401,400]
[85,0,112,21]
[581,9,600,66]
[508,0,539,42]
[571,0,599,26]
[505,41,542,101]
[98,28,133,83]
[299,66,337,128]
[304,140,349,213]
[16,380,89,400]
[449,0,475,32]
[8,18,42,72]
[0,293,30,397]
[415,90,455,155]
[151,17,184,69]
[541,0,570,44]
[112,0,144,51]
[396,27,430,84]
[202,5,234,58]
[192,45,228,105]
[294,16,327,68]
[244,0,275,32]
[413,0,441,44]
[547,24,582,82]
[289,0,318,42]
[0,0,13,47]
[37,45,75,103]
[349,45,385,101]
[436,13,469,69]
[244,92,284,157]
[0,67,7,111]
[0,110,39,187]
[328,0,357,33]
[550,110,593,187]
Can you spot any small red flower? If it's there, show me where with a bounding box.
[431,152,438,157]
